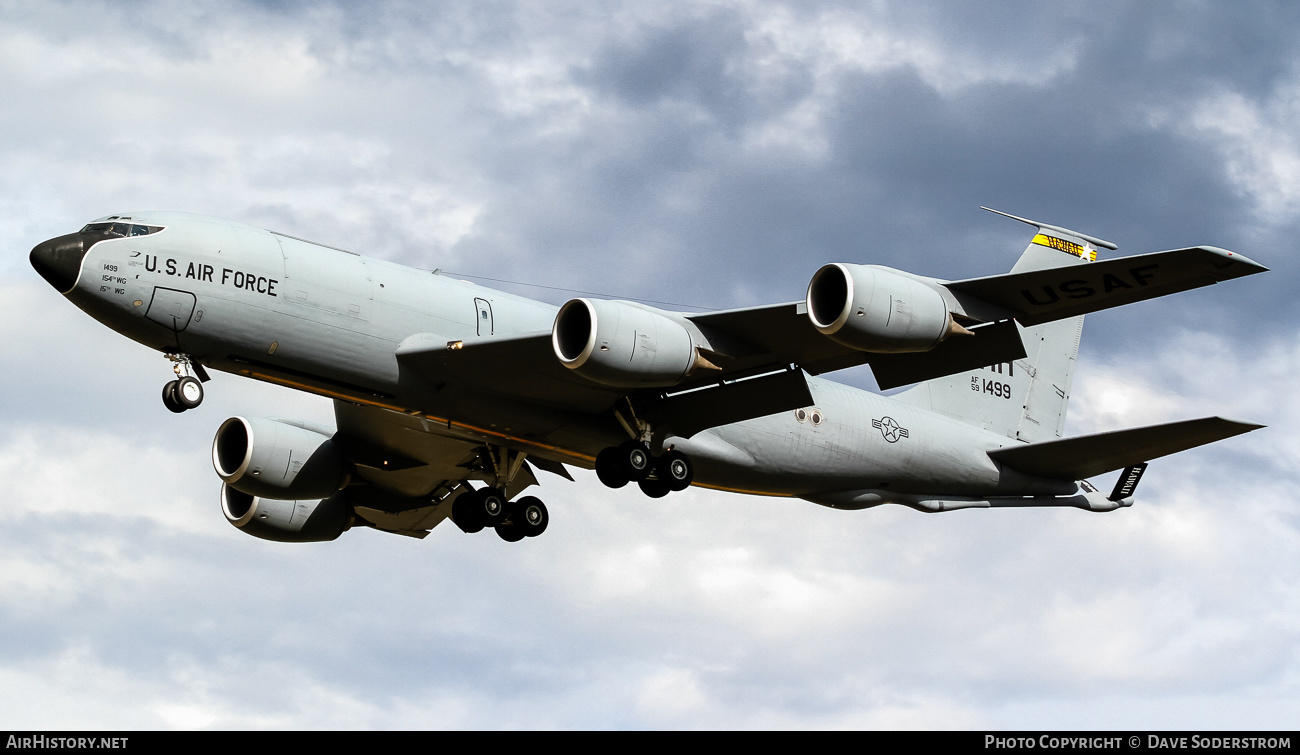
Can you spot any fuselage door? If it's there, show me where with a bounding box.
[474,298,493,336]
[145,286,197,331]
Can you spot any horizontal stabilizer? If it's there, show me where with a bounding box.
[946,246,1267,326]
[988,416,1263,480]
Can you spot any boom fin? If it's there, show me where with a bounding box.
[1109,463,1148,502]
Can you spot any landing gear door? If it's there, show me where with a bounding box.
[474,298,493,336]
[145,286,197,331]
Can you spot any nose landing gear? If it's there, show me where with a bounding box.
[160,353,209,413]
[162,376,204,413]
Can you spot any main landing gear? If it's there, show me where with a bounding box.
[450,445,550,542]
[452,487,549,542]
[160,353,209,413]
[594,440,694,498]
[594,400,696,498]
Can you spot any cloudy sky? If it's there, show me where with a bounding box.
[2,0,1298,730]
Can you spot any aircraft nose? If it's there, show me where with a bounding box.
[29,233,87,294]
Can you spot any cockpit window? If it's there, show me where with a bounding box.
[80,222,162,237]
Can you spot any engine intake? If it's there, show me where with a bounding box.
[552,298,700,388]
[212,417,347,500]
[220,484,352,542]
[806,263,957,353]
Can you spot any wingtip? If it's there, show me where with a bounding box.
[1213,417,1267,432]
[1197,246,1269,273]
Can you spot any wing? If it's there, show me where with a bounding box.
[396,221,1266,432]
[329,401,575,538]
[394,303,1029,422]
[945,246,1268,326]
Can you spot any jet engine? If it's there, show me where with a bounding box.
[212,416,348,500]
[806,263,961,353]
[552,298,701,388]
[220,484,352,542]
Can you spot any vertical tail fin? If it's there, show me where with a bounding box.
[895,209,1115,443]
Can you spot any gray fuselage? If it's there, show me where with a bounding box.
[48,212,1072,505]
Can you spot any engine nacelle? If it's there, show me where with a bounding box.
[806,263,956,353]
[220,484,352,543]
[212,417,347,500]
[552,298,700,388]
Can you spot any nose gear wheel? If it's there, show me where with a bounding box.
[159,353,208,413]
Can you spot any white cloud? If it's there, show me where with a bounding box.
[1154,76,1300,227]
[746,3,1083,95]
[0,429,215,534]
[1072,328,1300,470]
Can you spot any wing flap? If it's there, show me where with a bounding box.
[687,301,853,376]
[946,246,1268,326]
[659,366,814,437]
[687,303,1027,389]
[396,331,623,412]
[334,400,482,496]
[987,416,1264,480]
[866,320,1026,390]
